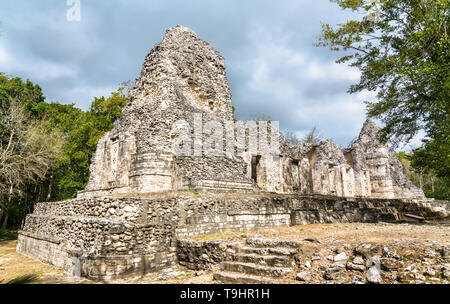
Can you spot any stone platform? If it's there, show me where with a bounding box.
[17,192,448,280]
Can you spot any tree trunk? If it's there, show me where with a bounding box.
[46,174,53,201]
[1,212,8,230]
[2,185,13,230]
[34,183,39,202]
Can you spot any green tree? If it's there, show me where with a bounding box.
[40,88,128,200]
[90,87,127,136]
[0,72,128,227]
[0,73,46,116]
[316,0,449,179]
[0,100,63,228]
[0,73,62,228]
[397,151,449,199]
[38,103,91,200]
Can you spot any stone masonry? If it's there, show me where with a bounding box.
[16,25,447,281]
[17,193,448,280]
[76,25,424,200]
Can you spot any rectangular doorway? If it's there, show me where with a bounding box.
[251,155,261,183]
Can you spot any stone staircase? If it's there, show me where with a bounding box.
[213,237,300,284]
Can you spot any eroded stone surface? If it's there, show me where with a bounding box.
[17,193,448,280]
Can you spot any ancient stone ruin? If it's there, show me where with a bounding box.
[77,25,424,200]
[17,25,447,281]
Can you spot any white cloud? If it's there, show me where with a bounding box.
[397,129,426,152]
[232,23,371,145]
[0,41,76,82]
[26,59,76,82]
[304,60,361,81]
[63,85,116,106]
[241,26,308,102]
[0,43,11,65]
[240,25,361,104]
[293,92,369,143]
[295,96,364,125]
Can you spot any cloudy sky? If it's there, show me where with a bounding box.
[0,0,393,147]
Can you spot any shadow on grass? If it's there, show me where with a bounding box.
[0,229,18,247]
[0,229,18,241]
[0,274,39,284]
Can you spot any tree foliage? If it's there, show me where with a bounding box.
[285,127,323,146]
[284,131,302,146]
[301,127,323,145]
[0,73,128,228]
[0,73,45,116]
[317,0,449,179]
[397,151,449,200]
[0,74,63,228]
[0,102,62,197]
[38,87,128,200]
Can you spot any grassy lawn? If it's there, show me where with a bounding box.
[0,229,18,241]
[0,230,71,284]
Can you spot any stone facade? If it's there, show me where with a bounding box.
[16,25,443,281]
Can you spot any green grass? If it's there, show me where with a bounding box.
[1,274,39,284]
[0,229,17,241]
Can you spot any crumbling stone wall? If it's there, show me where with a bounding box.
[348,120,424,199]
[17,193,447,280]
[176,239,232,271]
[253,120,424,200]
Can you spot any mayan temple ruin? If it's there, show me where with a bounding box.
[16,25,448,281]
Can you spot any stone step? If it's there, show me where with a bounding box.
[220,261,292,278]
[245,237,301,249]
[236,246,298,256]
[231,253,293,267]
[213,271,277,284]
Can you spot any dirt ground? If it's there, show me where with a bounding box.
[194,221,450,244]
[1,222,449,284]
[0,238,70,284]
[0,238,214,284]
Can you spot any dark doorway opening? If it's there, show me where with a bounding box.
[251,155,261,183]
